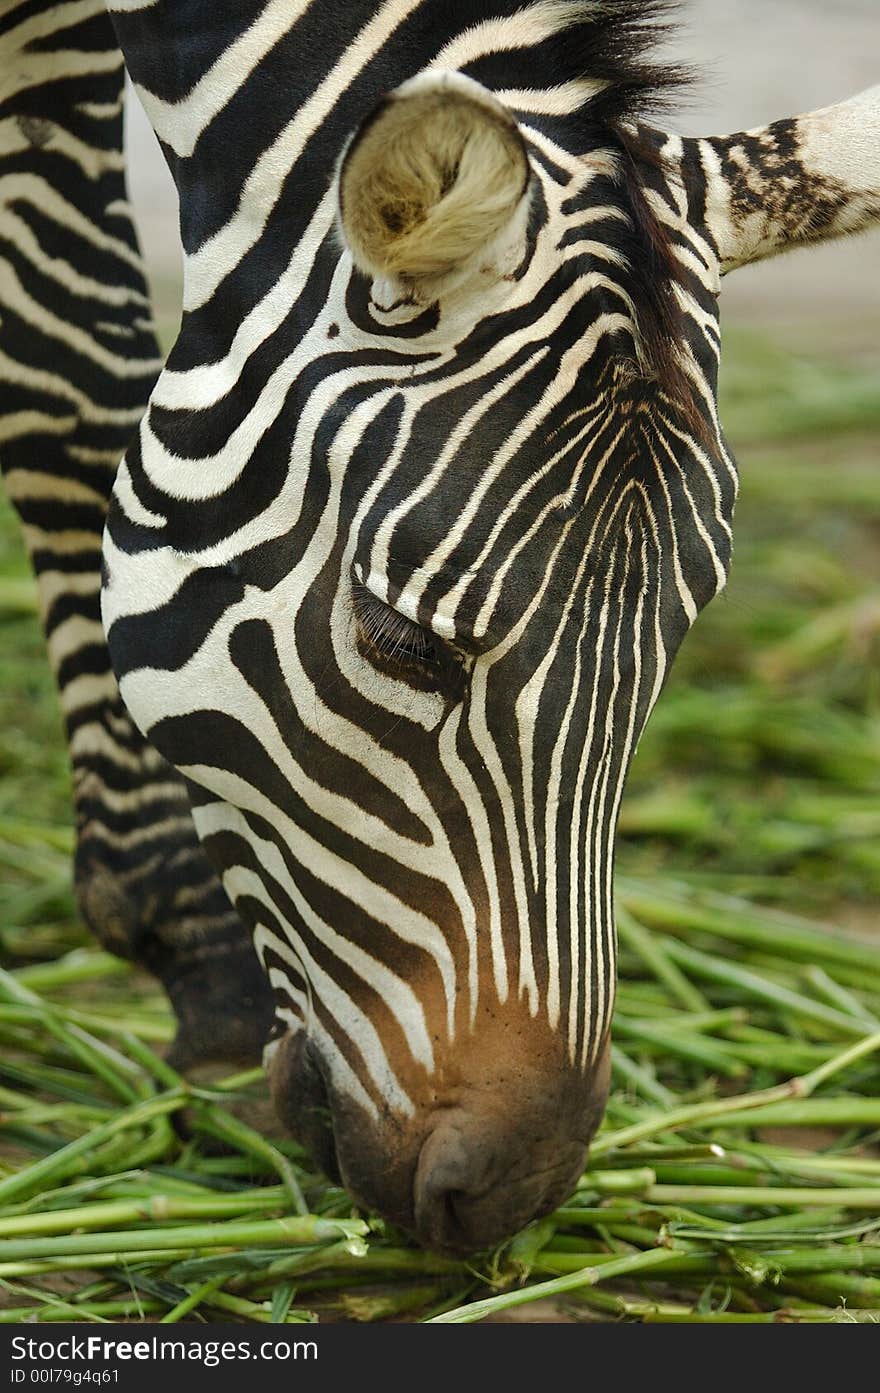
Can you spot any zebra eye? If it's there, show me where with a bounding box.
[351,583,463,695]
[352,584,437,664]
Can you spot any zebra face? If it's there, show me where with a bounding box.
[105,72,734,1252]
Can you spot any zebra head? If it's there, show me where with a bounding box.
[102,3,877,1252]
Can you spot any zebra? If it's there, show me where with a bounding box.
[1,0,878,1254]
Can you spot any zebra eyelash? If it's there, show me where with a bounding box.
[351,583,441,667]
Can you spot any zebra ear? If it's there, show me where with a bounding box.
[337,71,531,294]
[695,87,880,273]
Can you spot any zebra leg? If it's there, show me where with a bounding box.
[0,0,273,1069]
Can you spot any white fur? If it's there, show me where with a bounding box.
[799,85,880,209]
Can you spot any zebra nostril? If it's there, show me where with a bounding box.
[416,1187,467,1253]
[411,1113,596,1254]
[412,1122,516,1254]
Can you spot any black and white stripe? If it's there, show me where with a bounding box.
[5,3,875,1233]
[98,0,734,1119]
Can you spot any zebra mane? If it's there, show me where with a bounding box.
[541,0,688,126]
[447,0,688,127]
[516,0,702,439]
[611,131,710,447]
[433,3,699,433]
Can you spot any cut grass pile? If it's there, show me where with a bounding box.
[0,326,878,1322]
[0,887,879,1323]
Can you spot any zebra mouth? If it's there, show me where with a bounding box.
[410,1124,588,1254]
[267,1026,612,1252]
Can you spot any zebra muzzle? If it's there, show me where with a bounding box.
[266,1023,611,1254]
